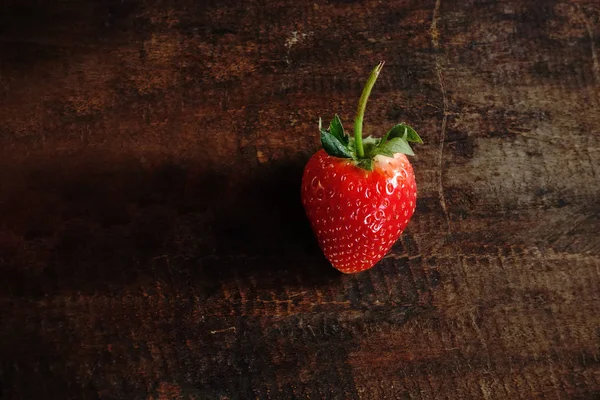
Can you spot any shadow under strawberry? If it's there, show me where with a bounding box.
[0,152,339,300]
[179,157,342,297]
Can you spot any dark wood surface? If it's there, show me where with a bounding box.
[1,0,599,399]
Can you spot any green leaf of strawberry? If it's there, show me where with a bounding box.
[328,114,347,144]
[320,129,353,159]
[381,123,423,145]
[361,136,381,155]
[375,137,415,157]
[302,62,423,273]
[356,157,374,171]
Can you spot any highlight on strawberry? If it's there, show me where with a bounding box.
[301,62,422,274]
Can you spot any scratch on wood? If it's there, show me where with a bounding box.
[288,291,307,298]
[430,0,441,48]
[210,326,236,334]
[284,31,312,66]
[430,0,451,233]
[478,379,491,400]
[469,311,492,371]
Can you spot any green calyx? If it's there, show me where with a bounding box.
[319,62,423,171]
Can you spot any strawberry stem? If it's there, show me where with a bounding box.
[354,61,385,159]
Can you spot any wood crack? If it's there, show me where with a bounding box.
[576,5,600,85]
[430,0,451,234]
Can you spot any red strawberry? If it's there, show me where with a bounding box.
[301,62,422,274]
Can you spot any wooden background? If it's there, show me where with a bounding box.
[1,0,599,398]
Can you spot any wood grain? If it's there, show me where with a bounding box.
[1,0,599,399]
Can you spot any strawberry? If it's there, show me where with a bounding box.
[301,62,422,274]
